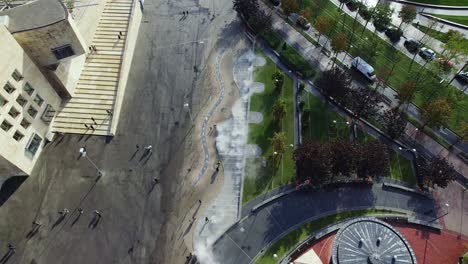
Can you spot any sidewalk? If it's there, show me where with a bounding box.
[259,1,468,178]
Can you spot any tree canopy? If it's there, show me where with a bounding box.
[421,97,453,128]
[417,157,456,188]
[381,108,407,139]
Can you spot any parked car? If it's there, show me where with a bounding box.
[296,16,311,30]
[419,47,436,60]
[403,38,422,53]
[270,0,280,6]
[456,71,468,83]
[385,26,403,42]
[351,57,376,81]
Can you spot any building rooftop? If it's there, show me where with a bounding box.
[0,0,67,33]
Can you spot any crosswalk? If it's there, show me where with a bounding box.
[53,0,134,135]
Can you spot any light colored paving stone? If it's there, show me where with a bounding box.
[245,144,262,158]
[248,111,263,124]
[250,82,264,94]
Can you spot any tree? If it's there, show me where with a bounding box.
[294,140,331,184]
[249,10,273,34]
[270,131,287,155]
[381,108,407,139]
[418,157,456,188]
[395,80,417,107]
[355,141,390,179]
[329,139,358,177]
[372,4,393,31]
[272,71,285,92]
[314,16,333,43]
[421,97,452,128]
[398,5,416,30]
[375,66,393,90]
[272,98,287,124]
[281,0,299,17]
[441,30,468,62]
[299,7,312,21]
[355,36,379,64]
[316,67,351,102]
[330,33,348,67]
[346,88,382,119]
[233,0,258,19]
[451,121,468,148]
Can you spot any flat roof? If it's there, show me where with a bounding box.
[0,0,67,33]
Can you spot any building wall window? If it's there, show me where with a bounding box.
[27,105,38,118]
[16,95,27,107]
[8,107,20,119]
[0,95,8,107]
[4,82,16,94]
[1,120,12,132]
[20,118,31,129]
[33,94,44,106]
[26,133,42,156]
[11,70,23,82]
[24,83,35,96]
[51,44,75,60]
[13,131,24,141]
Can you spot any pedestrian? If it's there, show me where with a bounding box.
[118,35,121,39]
[92,45,97,51]
[119,31,123,36]
[136,144,140,150]
[91,117,97,125]
[78,208,84,215]
[152,177,159,184]
[90,125,95,131]
[198,200,201,204]
[144,145,153,152]
[94,210,101,217]
[7,244,15,251]
[32,221,41,227]
[106,109,113,115]
[84,124,89,129]
[80,145,86,154]
[138,0,144,11]
[205,217,209,222]
[64,209,70,215]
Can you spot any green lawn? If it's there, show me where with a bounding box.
[432,14,468,26]
[286,0,468,131]
[263,31,317,78]
[301,92,350,142]
[412,23,468,46]
[388,150,416,185]
[243,51,296,204]
[255,209,403,264]
[404,0,468,6]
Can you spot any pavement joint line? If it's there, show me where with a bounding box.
[226,233,252,261]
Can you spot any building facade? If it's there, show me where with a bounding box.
[0,0,105,177]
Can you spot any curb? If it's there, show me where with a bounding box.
[420,13,468,30]
[391,0,468,10]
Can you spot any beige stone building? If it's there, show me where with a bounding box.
[0,0,105,177]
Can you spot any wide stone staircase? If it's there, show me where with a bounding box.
[52,0,134,135]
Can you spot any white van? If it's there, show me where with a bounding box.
[351,57,376,82]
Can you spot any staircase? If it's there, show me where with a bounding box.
[52,0,134,135]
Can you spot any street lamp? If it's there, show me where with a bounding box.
[430,203,450,223]
[183,103,194,124]
[79,147,103,176]
[425,79,445,103]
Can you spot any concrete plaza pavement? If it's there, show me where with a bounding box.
[0,0,237,263]
[212,184,437,264]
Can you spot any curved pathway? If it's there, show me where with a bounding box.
[193,50,226,186]
[211,184,437,264]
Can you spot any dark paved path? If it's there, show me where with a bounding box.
[212,184,436,264]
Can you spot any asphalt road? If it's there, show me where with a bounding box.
[0,0,235,263]
[212,185,436,264]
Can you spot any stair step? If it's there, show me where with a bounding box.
[76,83,118,90]
[76,89,117,95]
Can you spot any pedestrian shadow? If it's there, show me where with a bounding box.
[130,149,139,161]
[51,215,66,229]
[25,227,40,239]
[210,170,219,184]
[183,221,194,237]
[88,216,101,229]
[71,214,81,227]
[141,152,153,164]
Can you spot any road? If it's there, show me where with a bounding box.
[0,0,235,263]
[212,184,437,264]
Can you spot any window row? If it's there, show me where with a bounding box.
[0,119,41,155]
[0,118,31,131]
[2,82,44,107]
[0,120,24,141]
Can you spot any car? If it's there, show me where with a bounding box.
[351,57,376,82]
[456,71,468,83]
[385,26,403,42]
[296,16,311,30]
[419,47,436,60]
[403,38,421,53]
[270,0,280,6]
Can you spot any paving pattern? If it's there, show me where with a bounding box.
[193,50,226,186]
[53,0,134,135]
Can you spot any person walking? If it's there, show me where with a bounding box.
[144,145,153,154]
[78,208,84,215]
[94,210,102,217]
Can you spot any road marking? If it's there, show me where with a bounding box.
[227,234,252,261]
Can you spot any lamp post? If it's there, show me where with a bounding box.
[425,79,445,103]
[398,147,417,152]
[79,147,103,176]
[183,103,194,124]
[332,119,350,138]
[430,202,450,223]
